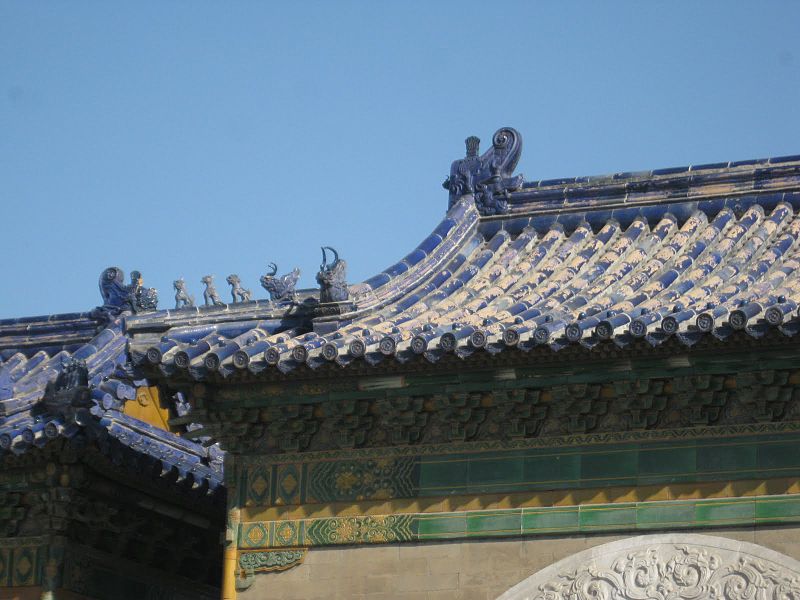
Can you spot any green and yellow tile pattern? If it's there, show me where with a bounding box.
[239,429,800,507]
[238,493,800,549]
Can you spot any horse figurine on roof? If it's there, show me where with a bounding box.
[226,274,252,303]
[173,278,195,309]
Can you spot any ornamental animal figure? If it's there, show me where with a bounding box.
[316,246,349,303]
[173,278,195,309]
[98,267,158,314]
[442,127,524,215]
[201,275,224,306]
[129,271,159,312]
[37,357,92,422]
[226,274,252,303]
[260,262,300,303]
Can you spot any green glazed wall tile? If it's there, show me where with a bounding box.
[418,459,468,494]
[468,457,524,487]
[580,504,637,529]
[417,513,467,538]
[697,442,757,473]
[756,497,800,520]
[523,454,580,487]
[239,493,800,547]
[695,499,755,524]
[639,446,695,476]
[466,510,522,536]
[758,442,800,471]
[522,507,580,532]
[581,449,638,486]
[636,502,696,528]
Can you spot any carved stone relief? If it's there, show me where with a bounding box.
[496,534,800,600]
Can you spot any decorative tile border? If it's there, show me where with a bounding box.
[240,515,415,549]
[238,493,800,549]
[238,429,800,508]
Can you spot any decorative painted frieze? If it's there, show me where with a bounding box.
[238,493,800,550]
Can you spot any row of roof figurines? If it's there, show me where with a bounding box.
[97,246,349,315]
[91,126,523,316]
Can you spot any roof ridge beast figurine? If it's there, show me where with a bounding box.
[316,246,348,303]
[260,262,300,304]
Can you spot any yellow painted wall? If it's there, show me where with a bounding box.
[123,386,171,432]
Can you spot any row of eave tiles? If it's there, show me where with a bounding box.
[146,201,800,378]
[0,321,222,488]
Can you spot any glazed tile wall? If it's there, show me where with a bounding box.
[239,430,800,508]
[238,493,800,549]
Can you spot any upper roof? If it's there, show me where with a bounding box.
[3,127,800,466]
[119,128,800,380]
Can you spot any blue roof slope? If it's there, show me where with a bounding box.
[121,153,800,379]
[5,140,800,461]
[0,312,223,494]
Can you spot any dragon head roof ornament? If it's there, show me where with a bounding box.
[316,246,349,303]
[443,127,524,215]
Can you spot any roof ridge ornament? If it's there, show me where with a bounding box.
[98,267,159,315]
[443,127,524,216]
[226,274,252,303]
[201,275,225,306]
[260,262,301,305]
[316,246,349,303]
[173,277,195,309]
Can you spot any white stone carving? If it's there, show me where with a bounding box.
[497,534,800,600]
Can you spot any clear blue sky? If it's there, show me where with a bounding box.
[1,2,799,319]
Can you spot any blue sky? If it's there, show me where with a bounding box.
[1,1,799,318]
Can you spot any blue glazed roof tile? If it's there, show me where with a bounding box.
[6,151,800,458]
[0,314,223,493]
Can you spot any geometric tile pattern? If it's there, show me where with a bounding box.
[0,545,41,587]
[307,457,416,503]
[275,464,301,506]
[245,467,271,506]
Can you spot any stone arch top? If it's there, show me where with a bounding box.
[497,533,800,600]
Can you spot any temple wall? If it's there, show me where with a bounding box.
[239,525,800,600]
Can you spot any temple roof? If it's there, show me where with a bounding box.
[0,312,223,493]
[125,142,800,379]
[3,127,800,469]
